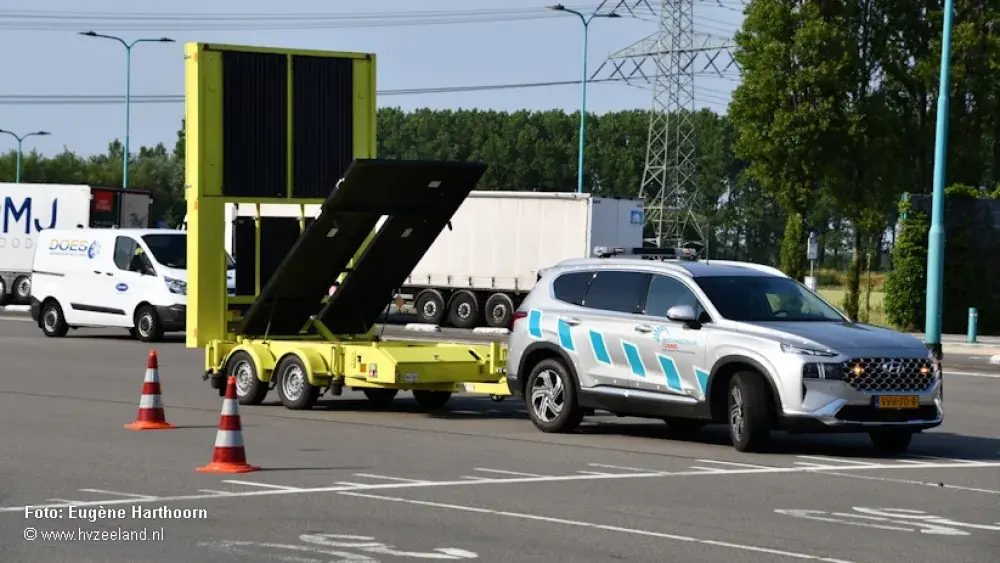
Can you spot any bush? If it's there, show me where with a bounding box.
[779,213,805,281]
[883,199,927,331]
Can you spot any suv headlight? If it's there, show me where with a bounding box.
[164,276,187,295]
[801,362,845,380]
[781,343,838,357]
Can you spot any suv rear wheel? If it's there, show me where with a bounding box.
[728,371,772,452]
[525,358,584,433]
[868,429,913,454]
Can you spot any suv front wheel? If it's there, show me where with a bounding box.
[728,371,772,452]
[525,358,584,433]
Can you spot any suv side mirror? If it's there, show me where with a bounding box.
[666,305,700,328]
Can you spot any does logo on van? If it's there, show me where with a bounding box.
[49,239,101,259]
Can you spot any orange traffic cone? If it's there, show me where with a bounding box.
[125,351,175,431]
[197,376,260,473]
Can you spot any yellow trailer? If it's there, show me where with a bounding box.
[184,42,509,410]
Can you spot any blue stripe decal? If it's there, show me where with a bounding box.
[622,342,646,377]
[656,354,683,392]
[528,309,542,338]
[695,368,710,397]
[589,330,611,364]
[557,318,575,352]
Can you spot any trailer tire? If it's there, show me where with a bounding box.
[0,277,7,306]
[40,299,69,338]
[412,390,452,410]
[363,388,399,409]
[415,290,446,325]
[275,356,319,410]
[227,351,269,405]
[447,290,480,329]
[13,276,31,304]
[484,293,515,328]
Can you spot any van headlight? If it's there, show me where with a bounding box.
[164,277,187,295]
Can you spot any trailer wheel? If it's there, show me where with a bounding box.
[415,289,446,325]
[275,356,319,410]
[0,277,7,306]
[363,388,399,409]
[227,350,269,405]
[484,293,515,328]
[412,390,452,410]
[447,290,480,329]
[13,276,31,304]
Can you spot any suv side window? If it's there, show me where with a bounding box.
[644,274,710,322]
[113,236,139,271]
[583,271,650,313]
[552,271,594,305]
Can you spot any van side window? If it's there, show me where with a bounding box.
[582,271,651,314]
[113,236,139,271]
[552,272,594,305]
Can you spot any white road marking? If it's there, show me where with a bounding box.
[892,459,930,465]
[333,482,367,487]
[776,509,918,533]
[352,473,428,483]
[221,480,302,490]
[46,498,78,503]
[78,489,156,500]
[905,455,980,464]
[796,456,880,467]
[694,459,774,470]
[817,471,1000,495]
[3,460,997,514]
[576,471,614,475]
[793,462,830,468]
[197,490,231,495]
[341,491,855,563]
[0,316,31,322]
[688,466,727,473]
[473,468,546,477]
[586,463,660,473]
[459,476,491,481]
[201,540,370,562]
[944,370,1000,379]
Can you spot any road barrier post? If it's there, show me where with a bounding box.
[967,307,978,344]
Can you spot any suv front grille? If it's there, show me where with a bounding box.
[842,357,936,392]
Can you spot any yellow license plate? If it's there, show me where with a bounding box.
[875,395,919,409]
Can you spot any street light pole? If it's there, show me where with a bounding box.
[0,129,51,183]
[924,0,955,361]
[548,4,620,194]
[79,31,175,189]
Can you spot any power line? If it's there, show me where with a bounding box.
[0,74,735,106]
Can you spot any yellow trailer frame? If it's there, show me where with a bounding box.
[184,42,510,410]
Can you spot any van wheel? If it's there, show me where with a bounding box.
[40,300,69,338]
[13,276,31,303]
[525,358,584,433]
[728,371,772,452]
[275,356,319,410]
[228,351,269,406]
[134,305,164,342]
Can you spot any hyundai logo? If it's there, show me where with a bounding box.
[881,361,903,374]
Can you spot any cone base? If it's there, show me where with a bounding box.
[125,420,176,431]
[196,461,261,474]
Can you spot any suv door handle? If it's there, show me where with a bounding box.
[94,270,102,275]
[562,317,582,326]
[634,324,653,333]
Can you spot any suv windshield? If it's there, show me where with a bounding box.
[695,275,845,322]
[142,234,235,270]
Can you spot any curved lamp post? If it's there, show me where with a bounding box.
[0,129,51,182]
[79,31,175,189]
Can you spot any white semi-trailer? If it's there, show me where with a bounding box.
[213,191,644,330]
[0,183,152,304]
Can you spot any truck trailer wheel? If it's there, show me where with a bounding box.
[275,356,319,410]
[484,293,514,328]
[415,290,446,325]
[0,278,7,306]
[13,276,31,304]
[227,351,269,406]
[447,290,480,329]
[412,390,452,410]
[363,388,399,409]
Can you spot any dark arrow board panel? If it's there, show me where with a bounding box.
[237,159,488,337]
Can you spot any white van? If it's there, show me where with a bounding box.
[29,228,235,341]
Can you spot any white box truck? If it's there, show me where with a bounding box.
[0,182,152,304]
[190,192,645,330]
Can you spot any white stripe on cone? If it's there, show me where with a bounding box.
[221,399,240,416]
[144,369,159,383]
[214,429,245,448]
[138,394,163,409]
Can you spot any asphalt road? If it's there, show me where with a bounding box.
[0,317,997,563]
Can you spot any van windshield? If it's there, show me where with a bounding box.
[142,234,235,270]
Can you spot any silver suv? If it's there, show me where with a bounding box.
[505,257,942,453]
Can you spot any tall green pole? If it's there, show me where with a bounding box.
[0,129,51,183]
[924,0,955,361]
[548,5,620,194]
[79,31,175,189]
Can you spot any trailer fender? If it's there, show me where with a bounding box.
[226,343,278,383]
[277,348,332,387]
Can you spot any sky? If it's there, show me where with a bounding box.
[0,0,744,157]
